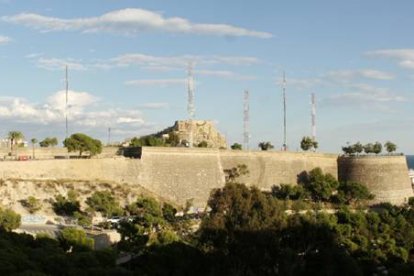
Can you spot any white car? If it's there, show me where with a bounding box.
[106,216,123,224]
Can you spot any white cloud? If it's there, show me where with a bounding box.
[138,102,169,109]
[326,69,394,81]
[196,69,256,80]
[366,49,414,69]
[2,8,272,38]
[125,78,186,87]
[112,53,261,68]
[322,83,405,111]
[46,90,99,112]
[0,35,11,45]
[276,77,323,90]
[29,54,261,76]
[37,57,87,71]
[0,91,146,129]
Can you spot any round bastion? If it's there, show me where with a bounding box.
[338,155,413,205]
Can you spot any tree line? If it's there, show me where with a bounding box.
[342,141,397,155]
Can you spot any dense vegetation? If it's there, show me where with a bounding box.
[2,166,414,275]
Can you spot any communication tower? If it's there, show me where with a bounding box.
[187,62,195,147]
[311,93,316,141]
[243,90,250,150]
[65,65,69,140]
[282,72,287,151]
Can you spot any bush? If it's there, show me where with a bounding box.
[231,143,242,150]
[59,227,94,251]
[0,208,21,231]
[52,192,80,216]
[86,191,122,218]
[21,196,42,214]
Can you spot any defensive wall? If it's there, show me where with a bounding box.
[0,147,119,160]
[0,147,411,207]
[338,155,413,205]
[0,147,338,207]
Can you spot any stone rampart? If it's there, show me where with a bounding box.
[0,147,119,160]
[338,155,413,205]
[0,147,338,207]
[0,148,411,207]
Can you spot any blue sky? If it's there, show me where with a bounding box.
[0,0,413,153]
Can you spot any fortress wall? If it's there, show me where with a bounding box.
[0,148,410,208]
[139,147,225,206]
[338,155,413,205]
[219,151,338,189]
[0,158,142,184]
[0,147,119,160]
[138,148,338,206]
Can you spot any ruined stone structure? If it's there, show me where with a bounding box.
[0,147,411,208]
[338,155,413,205]
[160,120,227,148]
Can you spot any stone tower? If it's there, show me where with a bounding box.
[338,155,413,205]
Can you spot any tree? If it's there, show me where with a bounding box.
[86,191,122,217]
[52,191,80,216]
[372,142,382,155]
[384,141,397,154]
[30,138,38,159]
[342,144,355,155]
[59,227,94,251]
[224,164,249,183]
[230,143,242,150]
[0,207,21,231]
[8,131,24,154]
[21,196,42,214]
[39,137,58,147]
[302,168,339,202]
[353,142,363,155]
[130,135,165,147]
[272,184,308,200]
[335,182,375,205]
[300,136,318,151]
[363,143,374,154]
[63,133,102,157]
[258,141,274,151]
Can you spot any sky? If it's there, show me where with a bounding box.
[0,0,413,153]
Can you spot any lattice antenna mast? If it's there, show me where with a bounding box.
[65,65,69,140]
[282,71,287,151]
[243,90,250,150]
[187,62,195,147]
[311,93,316,141]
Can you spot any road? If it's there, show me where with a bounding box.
[16,224,62,238]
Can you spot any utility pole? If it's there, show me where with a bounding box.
[282,71,287,151]
[243,90,250,150]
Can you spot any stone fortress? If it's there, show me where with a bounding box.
[0,120,412,208]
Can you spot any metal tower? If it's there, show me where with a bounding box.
[65,65,69,140]
[311,93,316,141]
[282,72,287,151]
[243,90,250,150]
[187,62,195,147]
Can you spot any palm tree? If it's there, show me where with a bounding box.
[31,138,38,159]
[8,131,24,156]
